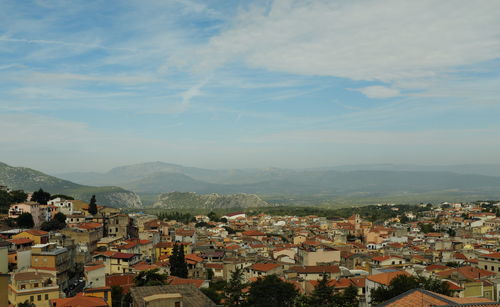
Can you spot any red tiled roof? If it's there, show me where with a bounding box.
[185,254,203,263]
[50,294,108,307]
[106,274,135,293]
[372,255,402,262]
[367,270,410,286]
[76,222,103,230]
[205,263,223,270]
[155,242,174,248]
[250,263,281,272]
[482,252,500,259]
[85,263,105,272]
[8,238,33,245]
[167,276,205,288]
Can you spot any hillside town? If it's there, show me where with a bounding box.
[1,188,500,307]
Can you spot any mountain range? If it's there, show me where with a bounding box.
[56,161,500,206]
[0,162,142,208]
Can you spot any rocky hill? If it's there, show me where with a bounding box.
[0,162,142,208]
[153,192,270,209]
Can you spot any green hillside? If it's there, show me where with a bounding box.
[0,162,142,208]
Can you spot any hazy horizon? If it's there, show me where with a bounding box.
[2,1,500,173]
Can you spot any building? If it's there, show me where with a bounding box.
[12,229,49,245]
[8,271,59,307]
[30,243,71,289]
[479,252,500,275]
[288,265,341,281]
[93,251,140,275]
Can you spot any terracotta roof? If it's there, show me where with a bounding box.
[250,263,281,272]
[205,263,223,269]
[367,270,410,286]
[133,262,159,271]
[185,254,203,263]
[372,255,403,262]
[155,242,174,248]
[50,294,108,307]
[106,274,135,293]
[482,252,500,259]
[425,264,450,271]
[436,266,495,280]
[167,276,205,288]
[8,238,34,245]
[290,265,340,274]
[85,263,105,272]
[377,288,496,307]
[76,222,103,230]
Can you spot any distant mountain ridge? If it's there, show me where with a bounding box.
[153,192,270,209]
[55,161,500,205]
[0,162,142,208]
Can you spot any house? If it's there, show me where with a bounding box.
[297,245,340,265]
[12,230,49,245]
[84,262,107,288]
[365,270,411,305]
[288,265,341,281]
[129,284,216,307]
[174,229,197,243]
[8,271,59,307]
[371,255,406,267]
[246,263,283,280]
[93,251,141,275]
[478,252,500,274]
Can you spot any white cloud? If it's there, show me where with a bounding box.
[180,0,500,90]
[356,86,400,98]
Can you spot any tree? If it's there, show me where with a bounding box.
[41,212,67,231]
[18,301,36,307]
[207,211,219,222]
[309,274,334,306]
[169,243,188,278]
[341,285,359,307]
[134,268,167,287]
[224,268,245,306]
[31,188,51,204]
[10,190,28,203]
[88,195,98,215]
[371,275,450,305]
[17,212,34,228]
[245,275,298,307]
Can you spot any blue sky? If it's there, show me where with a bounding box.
[1,0,500,172]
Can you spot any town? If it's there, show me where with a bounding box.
[1,186,499,307]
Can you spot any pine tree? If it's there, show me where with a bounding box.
[177,244,188,278]
[31,188,51,204]
[169,243,188,278]
[88,195,97,215]
[224,267,245,306]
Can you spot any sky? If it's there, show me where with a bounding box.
[1,0,500,173]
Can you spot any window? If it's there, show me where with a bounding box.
[45,294,49,300]
[21,285,26,289]
[175,302,181,307]
[392,261,395,265]
[30,296,34,302]
[34,283,38,287]
[38,295,41,301]
[485,265,488,269]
